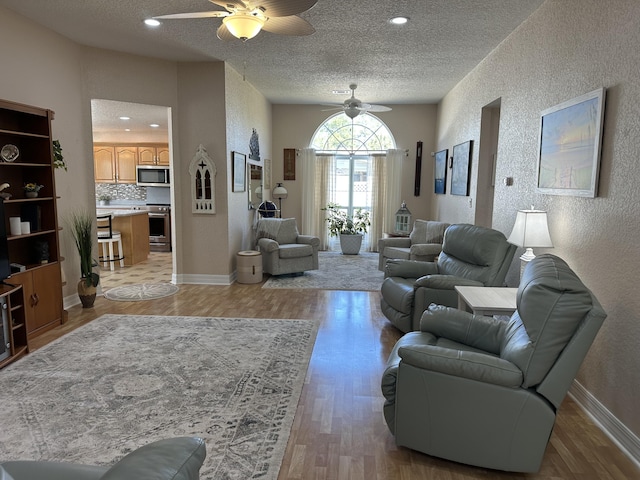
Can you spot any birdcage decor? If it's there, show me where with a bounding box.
[394,201,412,235]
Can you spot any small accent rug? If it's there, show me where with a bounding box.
[262,251,383,291]
[104,282,179,301]
[0,314,318,480]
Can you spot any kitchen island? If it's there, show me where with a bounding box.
[97,209,149,266]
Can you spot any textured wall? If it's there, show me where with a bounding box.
[435,0,640,436]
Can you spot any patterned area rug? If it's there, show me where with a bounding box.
[104,283,179,301]
[0,314,318,480]
[262,251,384,291]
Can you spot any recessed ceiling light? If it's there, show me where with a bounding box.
[119,116,130,120]
[390,16,409,25]
[150,124,160,128]
[144,18,161,27]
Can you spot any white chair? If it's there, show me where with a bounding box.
[97,214,124,270]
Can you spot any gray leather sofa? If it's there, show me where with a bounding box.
[377,220,449,271]
[0,437,206,480]
[381,254,607,472]
[380,223,516,332]
[256,217,320,275]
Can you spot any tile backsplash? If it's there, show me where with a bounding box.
[96,183,146,203]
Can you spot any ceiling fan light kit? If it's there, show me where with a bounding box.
[223,14,265,40]
[322,84,392,119]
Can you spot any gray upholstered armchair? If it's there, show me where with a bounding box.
[1,437,206,480]
[381,254,606,472]
[380,223,516,332]
[256,217,319,276]
[378,220,450,271]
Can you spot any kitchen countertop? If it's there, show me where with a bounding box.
[97,209,148,217]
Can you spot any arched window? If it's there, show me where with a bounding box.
[310,113,396,154]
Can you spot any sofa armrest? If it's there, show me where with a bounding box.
[398,344,523,387]
[297,235,320,247]
[257,237,279,253]
[419,304,506,354]
[414,275,483,290]
[385,259,438,278]
[379,237,411,250]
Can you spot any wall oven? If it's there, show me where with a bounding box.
[147,205,171,252]
[137,166,170,187]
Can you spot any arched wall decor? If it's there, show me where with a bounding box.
[189,144,217,214]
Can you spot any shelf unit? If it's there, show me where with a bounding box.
[0,98,63,342]
[0,283,27,368]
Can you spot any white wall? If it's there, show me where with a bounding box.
[435,0,640,440]
[271,104,438,226]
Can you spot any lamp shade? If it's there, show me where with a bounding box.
[223,14,265,40]
[507,210,553,248]
[272,183,288,200]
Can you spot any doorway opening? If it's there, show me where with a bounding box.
[476,99,501,227]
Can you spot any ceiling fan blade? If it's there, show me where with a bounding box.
[216,23,237,41]
[321,106,343,112]
[254,0,317,17]
[154,11,228,20]
[367,105,392,112]
[208,0,246,11]
[262,15,315,36]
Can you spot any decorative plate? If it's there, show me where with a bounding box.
[1,144,19,162]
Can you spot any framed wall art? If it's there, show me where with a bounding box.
[284,148,296,180]
[536,87,605,197]
[451,141,473,196]
[434,148,448,194]
[232,151,246,192]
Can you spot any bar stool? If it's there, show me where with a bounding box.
[97,214,124,270]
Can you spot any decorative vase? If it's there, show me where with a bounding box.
[339,234,363,255]
[25,191,38,198]
[77,278,97,308]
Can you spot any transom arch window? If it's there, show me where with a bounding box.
[308,114,397,251]
[310,112,396,154]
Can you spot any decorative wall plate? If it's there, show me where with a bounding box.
[1,144,19,162]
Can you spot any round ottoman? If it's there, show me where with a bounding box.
[237,250,263,284]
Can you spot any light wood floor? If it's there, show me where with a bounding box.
[30,254,639,479]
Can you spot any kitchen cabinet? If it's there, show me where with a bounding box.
[138,144,170,166]
[0,98,63,342]
[93,144,137,184]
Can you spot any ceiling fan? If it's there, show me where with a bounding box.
[153,0,317,41]
[322,84,392,119]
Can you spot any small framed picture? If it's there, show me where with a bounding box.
[434,149,448,194]
[232,151,246,192]
[284,148,296,180]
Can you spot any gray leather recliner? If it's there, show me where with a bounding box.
[0,437,206,480]
[380,223,516,333]
[381,254,607,473]
[377,220,450,271]
[256,218,320,275]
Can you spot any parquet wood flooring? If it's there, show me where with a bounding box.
[29,254,639,479]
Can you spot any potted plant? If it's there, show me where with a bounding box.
[52,139,67,171]
[322,202,371,255]
[98,194,111,206]
[69,210,100,308]
[23,183,44,198]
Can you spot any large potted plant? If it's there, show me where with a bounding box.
[323,202,371,255]
[69,210,100,308]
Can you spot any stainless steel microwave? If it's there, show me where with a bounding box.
[136,166,170,187]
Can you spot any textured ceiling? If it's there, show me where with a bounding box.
[0,0,544,132]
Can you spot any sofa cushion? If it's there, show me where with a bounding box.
[278,243,313,259]
[276,218,299,244]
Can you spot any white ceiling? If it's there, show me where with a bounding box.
[1,0,544,133]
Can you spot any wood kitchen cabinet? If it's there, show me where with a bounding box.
[93,144,137,184]
[138,144,169,166]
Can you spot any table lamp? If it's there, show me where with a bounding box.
[507,208,553,275]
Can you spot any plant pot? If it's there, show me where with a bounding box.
[25,191,38,198]
[339,234,363,255]
[77,278,97,308]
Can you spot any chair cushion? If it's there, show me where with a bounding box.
[276,218,299,244]
[278,243,313,259]
[501,254,593,387]
[410,220,448,244]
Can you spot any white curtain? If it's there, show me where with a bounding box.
[370,149,404,252]
[300,149,334,250]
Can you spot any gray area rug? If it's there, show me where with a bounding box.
[262,251,384,291]
[104,283,179,301]
[0,314,318,480]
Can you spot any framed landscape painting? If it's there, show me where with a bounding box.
[536,88,606,197]
[451,141,473,196]
[434,149,448,194]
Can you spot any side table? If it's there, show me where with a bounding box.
[455,286,518,317]
[237,250,263,284]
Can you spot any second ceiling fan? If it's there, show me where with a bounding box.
[322,84,392,119]
[153,0,317,41]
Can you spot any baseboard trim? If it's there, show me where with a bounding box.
[172,273,233,285]
[569,381,640,469]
